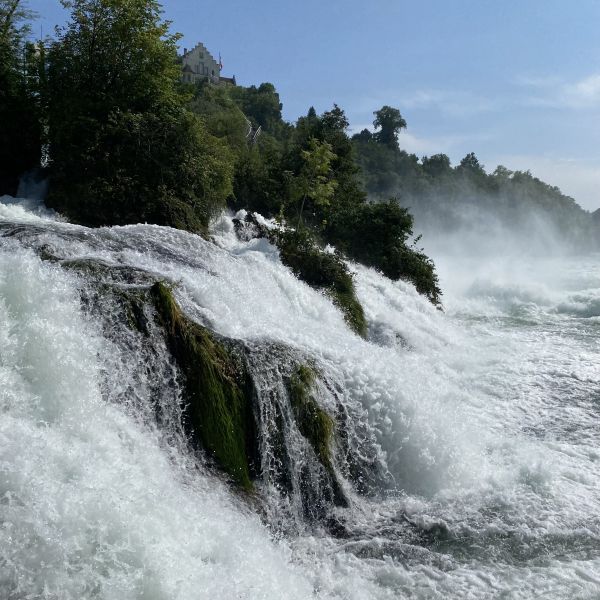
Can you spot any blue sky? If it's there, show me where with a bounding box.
[28,0,600,210]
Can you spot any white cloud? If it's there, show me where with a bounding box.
[351,88,500,120]
[563,74,600,108]
[520,72,600,110]
[514,74,562,88]
[399,89,500,117]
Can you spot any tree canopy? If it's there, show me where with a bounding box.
[0,0,42,195]
[373,105,407,150]
[44,0,233,231]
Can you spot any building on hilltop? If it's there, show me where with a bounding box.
[180,42,236,86]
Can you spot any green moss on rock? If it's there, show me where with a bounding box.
[120,291,150,336]
[329,284,367,340]
[151,282,253,489]
[288,365,334,469]
[288,364,347,507]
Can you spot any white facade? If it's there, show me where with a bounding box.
[181,42,221,85]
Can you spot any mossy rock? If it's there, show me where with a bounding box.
[329,286,367,339]
[117,288,151,336]
[288,365,334,468]
[151,282,254,489]
[288,364,347,507]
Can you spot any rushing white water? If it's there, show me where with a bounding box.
[1,195,599,599]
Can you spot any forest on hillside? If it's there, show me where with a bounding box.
[352,107,598,252]
[2,0,597,323]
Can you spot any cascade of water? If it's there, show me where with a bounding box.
[2,196,600,598]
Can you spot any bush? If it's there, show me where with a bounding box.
[326,200,442,305]
[47,107,234,232]
[276,228,368,336]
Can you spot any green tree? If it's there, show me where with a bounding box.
[229,82,284,135]
[290,137,337,227]
[326,200,441,305]
[0,0,42,195]
[352,128,374,143]
[492,164,513,181]
[321,103,349,132]
[457,152,485,176]
[373,105,406,150]
[422,153,451,178]
[46,0,233,231]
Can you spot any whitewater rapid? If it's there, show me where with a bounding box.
[1,196,599,599]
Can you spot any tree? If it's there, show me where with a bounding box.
[352,128,374,143]
[492,165,513,180]
[321,103,348,133]
[290,137,337,227]
[229,82,283,134]
[457,152,485,176]
[45,0,234,231]
[325,199,441,305]
[373,105,406,150]
[421,153,451,178]
[0,0,42,195]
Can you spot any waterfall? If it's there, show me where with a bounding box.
[2,196,600,598]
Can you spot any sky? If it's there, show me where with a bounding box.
[28,0,600,211]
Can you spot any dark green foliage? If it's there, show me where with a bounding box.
[276,228,367,337]
[151,282,254,489]
[288,365,334,468]
[228,82,286,136]
[188,81,290,218]
[48,106,233,231]
[45,0,234,231]
[188,82,248,151]
[373,105,406,150]
[326,201,442,305]
[352,130,422,196]
[422,153,452,179]
[231,140,286,215]
[457,152,485,176]
[0,1,42,195]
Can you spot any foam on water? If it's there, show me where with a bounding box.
[0,244,318,599]
[1,196,600,598]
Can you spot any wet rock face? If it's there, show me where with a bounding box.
[232,211,271,242]
[10,221,383,531]
[150,281,257,490]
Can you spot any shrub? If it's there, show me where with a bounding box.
[276,228,368,336]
